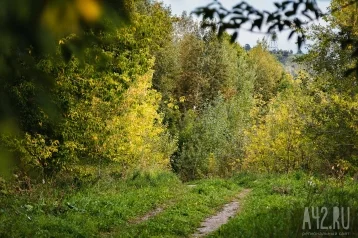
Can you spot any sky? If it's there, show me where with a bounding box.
[161,0,332,52]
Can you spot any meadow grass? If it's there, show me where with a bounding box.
[1,170,357,237]
[210,172,358,238]
[0,170,240,237]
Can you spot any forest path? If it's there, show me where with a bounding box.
[192,188,252,237]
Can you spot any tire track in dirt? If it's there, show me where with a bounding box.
[192,188,252,237]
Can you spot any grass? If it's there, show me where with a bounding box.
[0,170,240,237]
[116,179,240,237]
[209,172,358,238]
[1,170,357,237]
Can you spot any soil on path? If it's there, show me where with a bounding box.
[192,188,252,237]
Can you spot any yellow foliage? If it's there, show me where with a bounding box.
[248,43,285,101]
[41,2,79,36]
[76,0,102,22]
[243,82,314,173]
[103,71,175,170]
[331,0,358,36]
[41,0,103,37]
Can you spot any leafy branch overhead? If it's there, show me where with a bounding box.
[193,0,323,47]
[194,0,358,77]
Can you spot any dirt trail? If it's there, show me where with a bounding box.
[131,206,164,224]
[130,198,178,225]
[192,189,252,238]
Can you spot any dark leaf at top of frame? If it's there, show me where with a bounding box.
[293,18,302,28]
[278,23,284,31]
[274,2,281,9]
[251,18,263,31]
[230,17,248,26]
[268,23,279,33]
[232,10,243,16]
[288,30,295,40]
[233,2,248,10]
[231,32,239,43]
[285,10,296,17]
[194,0,325,51]
[302,11,313,21]
[297,35,305,49]
[282,1,292,8]
[305,2,315,12]
[283,20,292,27]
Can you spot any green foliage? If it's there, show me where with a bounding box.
[243,68,358,175]
[0,0,177,178]
[2,5,358,238]
[0,0,133,137]
[243,17,358,175]
[176,92,253,180]
[158,22,257,180]
[294,13,358,174]
[248,43,286,102]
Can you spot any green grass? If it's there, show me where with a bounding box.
[209,172,358,238]
[0,171,240,237]
[1,170,357,237]
[116,179,240,237]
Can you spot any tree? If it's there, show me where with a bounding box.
[248,43,286,102]
[0,0,178,179]
[168,26,256,180]
[194,1,323,48]
[244,75,317,173]
[194,0,358,76]
[0,0,136,177]
[295,5,358,174]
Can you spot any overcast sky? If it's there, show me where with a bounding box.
[161,0,331,52]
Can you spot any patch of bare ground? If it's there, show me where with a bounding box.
[192,188,252,238]
[131,206,165,224]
